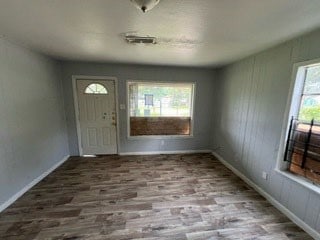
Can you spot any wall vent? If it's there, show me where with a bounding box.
[125,36,157,44]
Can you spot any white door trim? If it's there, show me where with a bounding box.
[72,75,120,156]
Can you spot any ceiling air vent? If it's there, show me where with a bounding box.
[125,35,157,44]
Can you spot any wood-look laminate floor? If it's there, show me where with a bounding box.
[0,154,313,240]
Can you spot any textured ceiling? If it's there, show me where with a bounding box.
[1,0,320,67]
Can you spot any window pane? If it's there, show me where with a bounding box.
[85,83,108,94]
[303,65,320,94]
[128,82,194,136]
[129,83,193,117]
[298,95,320,123]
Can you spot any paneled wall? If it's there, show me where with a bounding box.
[212,29,320,233]
[0,38,69,207]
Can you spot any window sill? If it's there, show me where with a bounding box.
[275,168,320,195]
[127,135,194,140]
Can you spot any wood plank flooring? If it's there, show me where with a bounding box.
[0,154,313,239]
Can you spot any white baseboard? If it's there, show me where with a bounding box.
[119,149,211,156]
[212,152,320,240]
[0,155,70,213]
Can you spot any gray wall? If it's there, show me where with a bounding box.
[61,62,215,155]
[0,38,69,206]
[212,28,320,233]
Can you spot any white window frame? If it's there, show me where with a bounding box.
[126,80,196,139]
[276,58,320,195]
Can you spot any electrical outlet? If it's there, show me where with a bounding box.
[120,104,126,110]
[262,171,268,180]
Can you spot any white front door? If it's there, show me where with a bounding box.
[76,79,117,155]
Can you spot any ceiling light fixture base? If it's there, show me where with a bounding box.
[130,0,160,13]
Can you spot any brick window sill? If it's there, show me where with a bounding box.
[127,135,194,140]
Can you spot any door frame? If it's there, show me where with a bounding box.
[72,75,120,156]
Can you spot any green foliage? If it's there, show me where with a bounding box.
[304,66,320,94]
[129,83,192,117]
[299,65,320,123]
[138,85,191,108]
[299,106,320,123]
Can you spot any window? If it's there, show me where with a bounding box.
[128,82,194,136]
[284,63,320,185]
[85,83,108,94]
[298,65,320,122]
